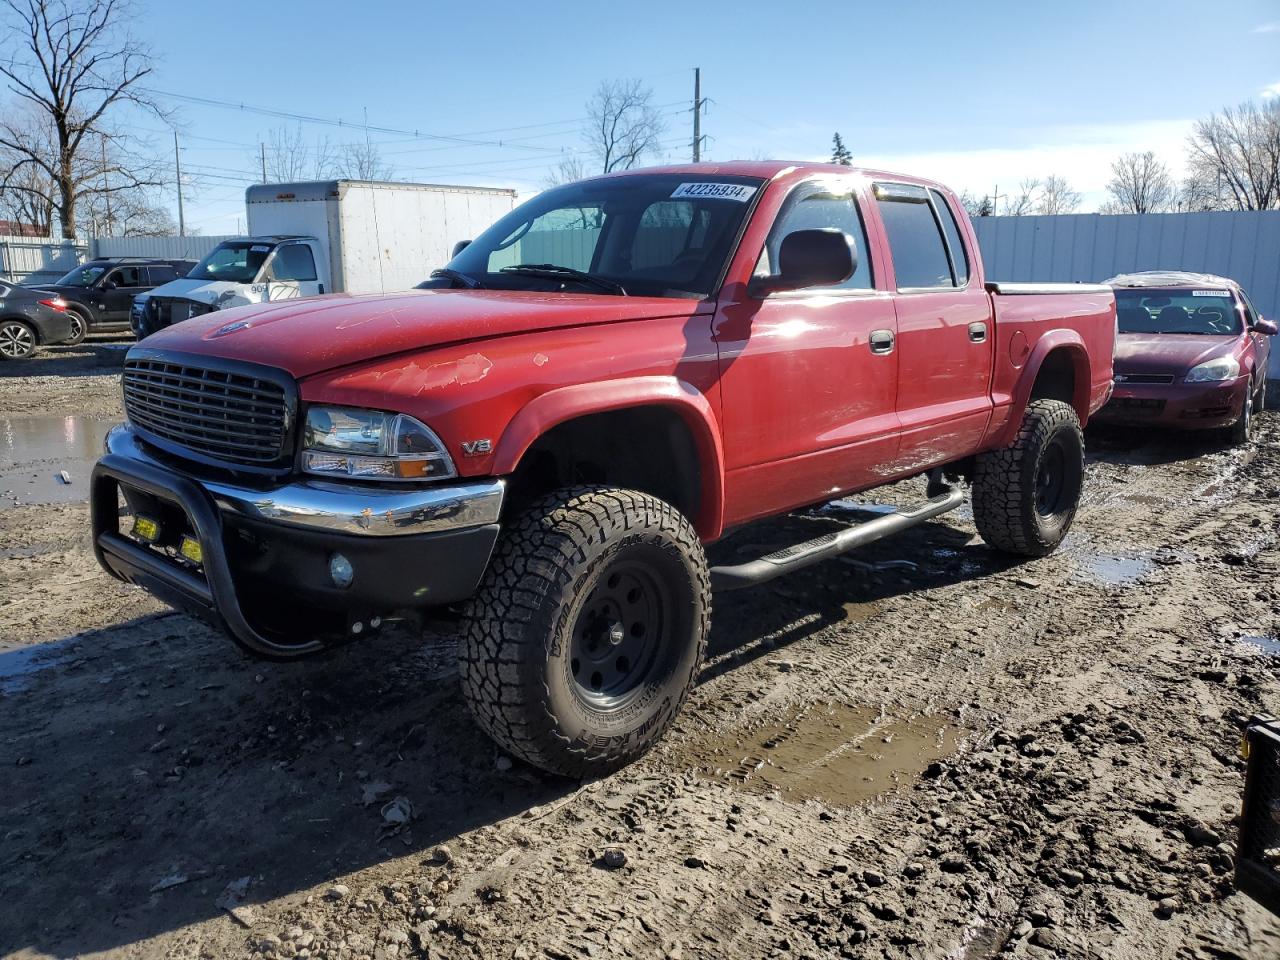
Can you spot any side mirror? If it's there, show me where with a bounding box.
[451,240,472,258]
[1254,317,1278,336]
[748,229,855,297]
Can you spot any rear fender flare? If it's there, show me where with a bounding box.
[998,331,1091,447]
[491,376,726,540]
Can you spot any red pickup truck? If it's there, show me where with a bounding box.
[91,162,1115,776]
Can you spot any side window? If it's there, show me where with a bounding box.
[270,244,318,282]
[146,265,178,284]
[755,180,873,290]
[874,183,954,289]
[110,266,144,287]
[929,189,969,285]
[1239,291,1258,328]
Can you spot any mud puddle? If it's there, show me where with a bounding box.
[675,704,963,807]
[1077,553,1155,585]
[0,415,114,509]
[1238,634,1280,656]
[0,636,82,695]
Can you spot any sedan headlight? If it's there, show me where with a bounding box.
[301,406,456,481]
[1185,356,1241,383]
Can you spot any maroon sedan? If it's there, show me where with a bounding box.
[1096,272,1275,444]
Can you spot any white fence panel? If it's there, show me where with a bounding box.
[0,237,86,284]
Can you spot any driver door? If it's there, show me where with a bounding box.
[100,265,147,322]
[265,242,323,302]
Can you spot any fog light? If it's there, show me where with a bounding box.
[178,535,203,565]
[131,515,160,543]
[329,553,354,589]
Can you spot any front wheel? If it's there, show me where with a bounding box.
[0,319,36,360]
[63,308,88,346]
[459,486,711,777]
[972,399,1085,557]
[1229,383,1254,446]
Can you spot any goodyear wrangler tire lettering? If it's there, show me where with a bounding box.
[459,486,711,778]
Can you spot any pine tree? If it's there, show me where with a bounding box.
[830,133,852,166]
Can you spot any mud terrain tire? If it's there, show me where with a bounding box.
[459,486,711,777]
[972,399,1084,557]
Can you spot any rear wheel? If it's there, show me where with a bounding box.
[459,486,710,777]
[63,308,88,345]
[972,399,1085,557]
[0,319,36,360]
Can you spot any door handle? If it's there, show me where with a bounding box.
[968,321,988,343]
[869,329,895,355]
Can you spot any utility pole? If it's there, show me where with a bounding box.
[260,141,267,182]
[692,67,706,162]
[991,184,1005,216]
[174,131,186,238]
[100,134,112,237]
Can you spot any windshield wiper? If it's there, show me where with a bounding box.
[499,263,627,296]
[429,268,482,289]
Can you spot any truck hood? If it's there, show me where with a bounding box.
[139,289,712,379]
[140,277,251,307]
[1113,332,1238,376]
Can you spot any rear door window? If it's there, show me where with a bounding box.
[874,183,954,289]
[929,189,969,285]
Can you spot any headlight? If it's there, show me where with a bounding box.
[301,406,456,481]
[1185,356,1240,383]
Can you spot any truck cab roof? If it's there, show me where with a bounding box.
[595,160,956,195]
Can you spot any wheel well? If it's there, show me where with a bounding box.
[505,407,701,521]
[1030,349,1078,408]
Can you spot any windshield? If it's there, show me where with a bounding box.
[54,264,107,287]
[421,173,765,299]
[1115,288,1242,336]
[189,241,274,284]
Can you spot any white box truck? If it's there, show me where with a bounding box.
[133,179,516,335]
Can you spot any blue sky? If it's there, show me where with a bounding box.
[123,0,1280,233]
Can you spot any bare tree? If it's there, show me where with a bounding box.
[584,79,666,174]
[1185,100,1280,210]
[1036,174,1082,215]
[333,139,392,180]
[81,186,173,235]
[0,0,163,238]
[958,189,992,218]
[1003,178,1041,216]
[264,125,314,181]
[1105,151,1177,213]
[0,127,55,232]
[542,153,587,188]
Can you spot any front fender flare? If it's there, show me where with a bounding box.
[491,376,726,540]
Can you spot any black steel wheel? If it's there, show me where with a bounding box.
[460,486,711,778]
[972,398,1084,557]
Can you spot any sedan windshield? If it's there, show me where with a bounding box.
[189,241,274,284]
[421,173,765,299]
[54,264,107,287]
[1115,289,1242,336]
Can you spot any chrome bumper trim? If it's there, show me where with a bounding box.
[105,424,504,537]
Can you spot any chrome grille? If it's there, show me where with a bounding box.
[123,357,289,466]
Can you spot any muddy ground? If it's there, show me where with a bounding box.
[3,344,1280,960]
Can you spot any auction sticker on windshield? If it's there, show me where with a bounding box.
[1192,290,1231,297]
[671,182,757,202]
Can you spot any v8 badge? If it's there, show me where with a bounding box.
[461,439,492,456]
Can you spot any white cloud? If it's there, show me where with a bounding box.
[848,119,1195,212]
[1254,20,1280,32]
[1262,81,1280,99]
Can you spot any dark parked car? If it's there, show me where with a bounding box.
[1096,271,1275,445]
[31,257,195,344]
[0,281,75,360]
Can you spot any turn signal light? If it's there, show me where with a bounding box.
[131,515,160,543]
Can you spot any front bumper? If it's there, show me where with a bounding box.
[1094,374,1250,430]
[91,425,503,659]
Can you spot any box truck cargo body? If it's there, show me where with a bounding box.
[133,179,517,336]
